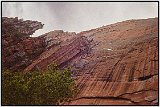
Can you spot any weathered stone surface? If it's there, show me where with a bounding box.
[65,18,158,105]
[40,30,77,49]
[2,17,44,36]
[24,36,91,72]
[2,17,158,105]
[2,17,46,71]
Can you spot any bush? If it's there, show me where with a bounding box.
[2,64,77,105]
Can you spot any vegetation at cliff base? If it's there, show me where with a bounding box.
[2,64,77,105]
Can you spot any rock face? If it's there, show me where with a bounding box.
[65,18,158,105]
[2,17,46,71]
[24,36,91,72]
[2,17,158,105]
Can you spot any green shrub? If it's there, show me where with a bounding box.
[2,64,77,105]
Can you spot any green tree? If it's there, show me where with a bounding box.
[2,64,77,105]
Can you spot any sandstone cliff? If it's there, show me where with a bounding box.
[66,18,158,105]
[2,17,158,105]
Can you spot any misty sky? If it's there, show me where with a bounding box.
[2,2,158,37]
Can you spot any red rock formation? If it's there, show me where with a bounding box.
[2,17,158,105]
[2,17,46,71]
[23,17,158,105]
[65,18,158,105]
[2,17,81,72]
[24,36,91,72]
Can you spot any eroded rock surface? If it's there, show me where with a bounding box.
[2,17,158,105]
[2,17,46,71]
[24,35,91,72]
[64,18,158,105]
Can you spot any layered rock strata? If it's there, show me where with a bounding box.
[66,18,158,105]
[2,17,158,105]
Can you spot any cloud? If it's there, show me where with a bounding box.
[2,2,158,36]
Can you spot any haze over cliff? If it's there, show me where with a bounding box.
[2,2,158,36]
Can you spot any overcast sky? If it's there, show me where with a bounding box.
[2,2,158,36]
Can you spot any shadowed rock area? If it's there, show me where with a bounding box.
[2,17,46,71]
[2,17,158,105]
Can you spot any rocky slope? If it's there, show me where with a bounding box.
[2,17,158,105]
[66,18,158,105]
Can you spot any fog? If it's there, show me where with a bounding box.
[2,2,158,37]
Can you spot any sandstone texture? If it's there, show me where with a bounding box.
[2,17,158,105]
[66,18,158,105]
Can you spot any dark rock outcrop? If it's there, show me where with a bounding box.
[2,17,44,36]
[2,17,46,71]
